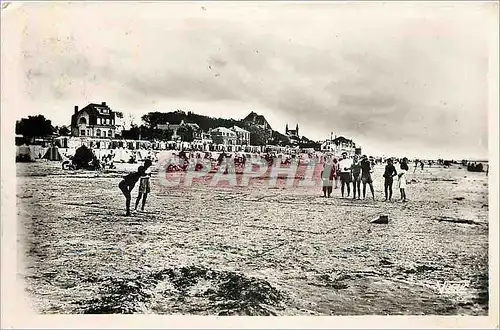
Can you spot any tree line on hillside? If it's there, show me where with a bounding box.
[138,110,287,146]
[15,111,321,148]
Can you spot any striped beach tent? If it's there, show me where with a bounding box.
[42,145,63,161]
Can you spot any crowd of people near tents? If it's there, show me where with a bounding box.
[16,143,159,168]
[17,142,488,173]
[15,141,488,216]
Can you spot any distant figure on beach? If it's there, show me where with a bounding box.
[217,151,227,166]
[332,158,340,189]
[361,155,375,200]
[398,157,409,202]
[420,160,424,171]
[135,159,153,212]
[350,155,362,200]
[321,161,336,198]
[338,152,353,198]
[383,158,398,201]
[179,149,188,163]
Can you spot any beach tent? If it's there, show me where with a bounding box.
[27,145,44,159]
[42,145,63,161]
[16,144,35,162]
[114,147,133,163]
[54,137,69,148]
[135,150,145,161]
[72,145,95,168]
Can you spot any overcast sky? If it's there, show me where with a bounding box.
[2,2,496,158]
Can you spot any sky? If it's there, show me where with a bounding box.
[2,2,496,159]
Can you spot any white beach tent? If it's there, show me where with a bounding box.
[114,147,133,163]
[16,144,35,162]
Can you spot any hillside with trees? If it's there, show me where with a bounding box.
[121,110,318,147]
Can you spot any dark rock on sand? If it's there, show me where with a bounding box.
[371,215,389,224]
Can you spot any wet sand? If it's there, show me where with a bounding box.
[16,161,489,315]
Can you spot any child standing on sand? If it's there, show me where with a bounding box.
[135,159,153,212]
[398,157,409,202]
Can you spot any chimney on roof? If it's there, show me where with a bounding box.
[74,105,78,114]
[102,102,107,107]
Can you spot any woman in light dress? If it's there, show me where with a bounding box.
[398,157,409,202]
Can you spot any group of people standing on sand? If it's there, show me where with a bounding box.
[321,152,409,202]
[117,153,412,216]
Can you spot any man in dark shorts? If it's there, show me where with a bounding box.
[361,155,375,200]
[383,158,398,201]
[351,154,362,200]
[338,152,353,198]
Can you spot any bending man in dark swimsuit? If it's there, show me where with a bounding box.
[119,165,147,216]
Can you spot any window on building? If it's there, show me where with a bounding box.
[79,117,87,125]
[80,130,85,136]
[96,129,101,137]
[108,130,113,138]
[87,129,90,136]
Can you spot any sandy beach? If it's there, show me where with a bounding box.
[16,161,489,315]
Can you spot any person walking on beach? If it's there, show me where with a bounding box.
[339,152,353,198]
[398,157,409,202]
[383,158,398,201]
[361,155,375,200]
[351,155,362,200]
[135,159,153,212]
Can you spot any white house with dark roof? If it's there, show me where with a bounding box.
[231,126,251,145]
[71,102,118,138]
[210,127,237,146]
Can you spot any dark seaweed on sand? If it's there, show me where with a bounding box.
[74,266,285,315]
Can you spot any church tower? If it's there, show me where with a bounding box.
[296,124,299,136]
